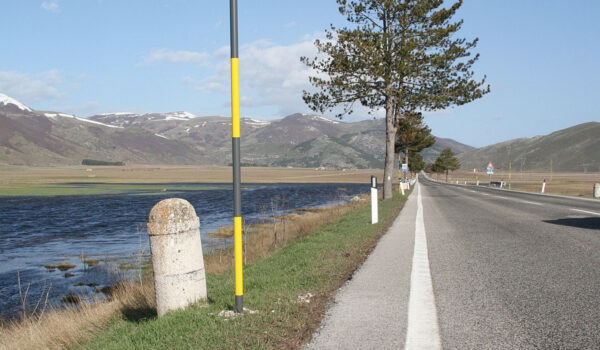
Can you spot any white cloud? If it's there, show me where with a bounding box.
[184,38,323,115]
[140,48,209,65]
[41,1,59,12]
[0,70,64,103]
[157,35,383,119]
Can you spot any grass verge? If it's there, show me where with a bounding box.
[81,191,409,349]
[0,188,410,349]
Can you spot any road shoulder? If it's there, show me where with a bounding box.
[305,190,417,349]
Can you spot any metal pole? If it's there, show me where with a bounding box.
[508,161,512,190]
[230,0,243,314]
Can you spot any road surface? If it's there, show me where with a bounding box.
[306,175,600,349]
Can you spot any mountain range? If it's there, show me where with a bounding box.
[0,93,470,168]
[1,93,596,171]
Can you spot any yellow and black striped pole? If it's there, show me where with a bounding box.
[230,0,243,314]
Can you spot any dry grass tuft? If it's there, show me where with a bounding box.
[0,281,155,350]
[204,197,367,274]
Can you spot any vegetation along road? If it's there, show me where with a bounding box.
[307,175,600,349]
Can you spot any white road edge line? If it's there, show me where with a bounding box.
[571,209,600,216]
[405,183,442,350]
[520,200,543,206]
[472,192,543,206]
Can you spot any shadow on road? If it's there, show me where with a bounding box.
[543,217,600,230]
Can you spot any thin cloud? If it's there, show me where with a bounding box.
[54,101,100,116]
[41,1,59,12]
[139,48,209,66]
[186,37,323,115]
[178,33,381,118]
[0,70,64,103]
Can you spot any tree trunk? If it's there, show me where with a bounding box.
[383,104,397,199]
[445,169,448,182]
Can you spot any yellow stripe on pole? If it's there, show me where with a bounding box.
[234,216,243,296]
[231,58,241,138]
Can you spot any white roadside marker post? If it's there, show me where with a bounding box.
[371,176,378,224]
[541,179,546,193]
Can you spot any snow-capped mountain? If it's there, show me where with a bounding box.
[0,93,204,166]
[89,111,198,128]
[0,93,32,112]
[0,92,473,168]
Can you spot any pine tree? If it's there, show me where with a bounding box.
[434,147,460,182]
[395,111,435,176]
[302,0,489,198]
[408,152,425,173]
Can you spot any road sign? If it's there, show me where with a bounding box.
[402,163,408,172]
[486,161,494,175]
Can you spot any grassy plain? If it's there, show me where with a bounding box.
[431,170,600,198]
[0,165,384,196]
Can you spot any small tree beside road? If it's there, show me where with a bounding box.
[433,148,459,182]
[408,152,425,173]
[395,111,435,177]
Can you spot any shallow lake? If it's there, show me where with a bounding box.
[0,182,370,319]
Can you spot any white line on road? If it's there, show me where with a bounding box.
[476,191,544,206]
[519,200,543,206]
[405,183,441,350]
[571,209,600,216]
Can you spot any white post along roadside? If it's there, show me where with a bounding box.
[371,176,378,224]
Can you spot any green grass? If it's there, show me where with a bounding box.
[82,191,410,349]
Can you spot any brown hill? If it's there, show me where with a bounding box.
[1,94,473,168]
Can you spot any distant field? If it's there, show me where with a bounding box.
[431,170,600,198]
[0,165,384,196]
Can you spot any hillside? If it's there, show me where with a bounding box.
[420,136,474,164]
[458,122,600,172]
[1,93,471,168]
[0,95,204,166]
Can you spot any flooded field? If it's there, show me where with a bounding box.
[430,171,600,198]
[0,182,370,319]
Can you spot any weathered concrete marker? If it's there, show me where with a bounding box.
[147,198,207,317]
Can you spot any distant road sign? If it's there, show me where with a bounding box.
[486,161,494,175]
[402,163,408,172]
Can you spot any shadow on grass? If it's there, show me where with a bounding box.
[121,305,156,323]
[543,217,600,230]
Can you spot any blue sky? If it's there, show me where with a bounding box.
[1,0,598,147]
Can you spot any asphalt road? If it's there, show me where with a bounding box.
[307,175,600,349]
